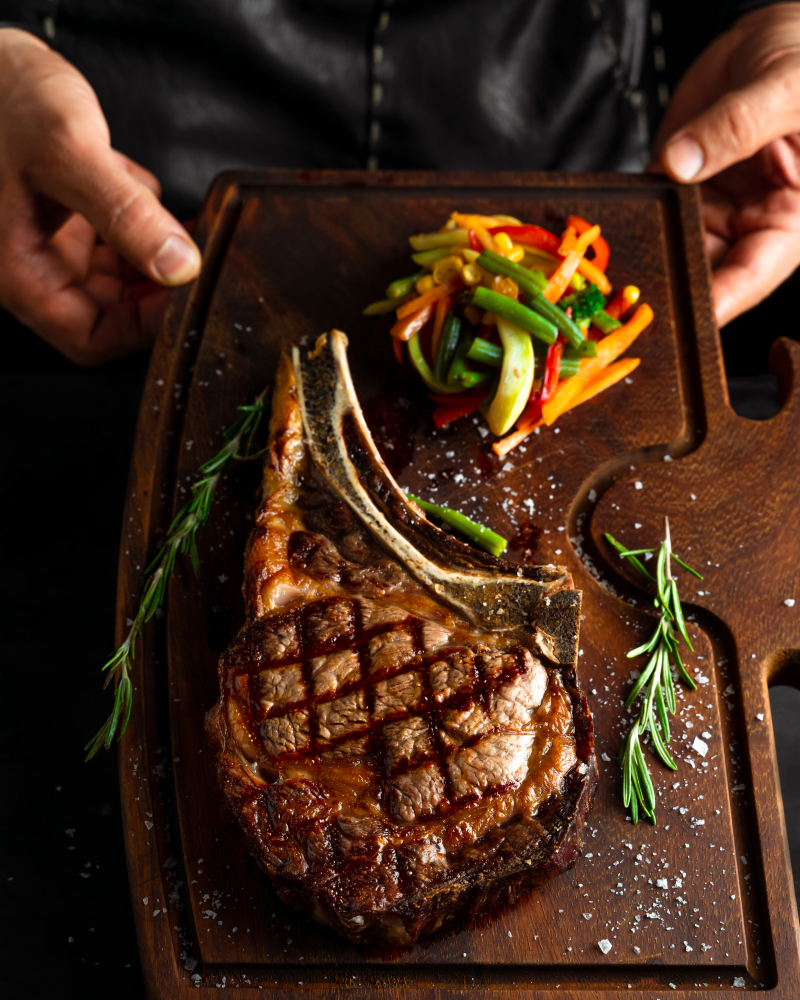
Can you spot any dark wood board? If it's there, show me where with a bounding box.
[116,170,800,999]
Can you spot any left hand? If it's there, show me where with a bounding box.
[653,3,800,327]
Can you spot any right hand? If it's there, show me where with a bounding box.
[0,28,201,365]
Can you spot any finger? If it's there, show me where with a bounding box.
[704,229,731,268]
[660,55,800,183]
[33,138,200,287]
[112,150,161,198]
[30,282,168,365]
[712,226,800,326]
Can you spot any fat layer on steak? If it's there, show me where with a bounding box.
[206,334,597,946]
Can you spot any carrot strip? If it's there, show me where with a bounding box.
[568,215,610,271]
[605,285,640,319]
[393,337,404,364]
[430,294,451,361]
[540,304,653,424]
[493,418,543,457]
[558,226,578,255]
[570,357,641,408]
[396,277,462,320]
[390,303,434,341]
[577,256,612,295]
[542,249,584,303]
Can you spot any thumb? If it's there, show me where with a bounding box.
[36,139,201,286]
[660,57,800,183]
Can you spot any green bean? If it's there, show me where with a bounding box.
[434,313,462,383]
[363,298,400,316]
[477,249,548,297]
[524,292,585,348]
[592,309,622,334]
[411,248,450,267]
[446,333,473,388]
[564,340,597,359]
[385,272,424,298]
[471,286,557,344]
[466,337,502,367]
[458,370,493,388]
[408,495,507,557]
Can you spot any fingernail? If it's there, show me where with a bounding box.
[665,136,704,182]
[154,235,201,285]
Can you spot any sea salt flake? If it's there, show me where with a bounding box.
[692,737,708,757]
[733,977,745,987]
[601,752,611,762]
[756,713,765,721]
[583,913,593,920]
[657,878,669,889]
[785,598,796,607]
[598,939,612,954]
[144,820,154,830]
[634,481,643,490]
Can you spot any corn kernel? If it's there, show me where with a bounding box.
[463,305,483,326]
[462,263,484,286]
[508,244,525,263]
[416,274,435,294]
[492,274,519,299]
[432,254,464,284]
[460,248,481,264]
[569,271,586,291]
[623,285,641,306]
[494,232,515,253]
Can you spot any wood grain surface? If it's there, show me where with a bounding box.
[116,170,800,998]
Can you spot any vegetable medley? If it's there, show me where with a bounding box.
[364,212,653,457]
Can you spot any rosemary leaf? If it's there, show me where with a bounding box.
[85,388,269,761]
[607,519,700,824]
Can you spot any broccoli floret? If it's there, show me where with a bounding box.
[558,282,605,321]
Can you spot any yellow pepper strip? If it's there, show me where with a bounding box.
[541,304,653,424]
[409,229,470,251]
[485,317,535,436]
[569,357,641,409]
[577,256,612,295]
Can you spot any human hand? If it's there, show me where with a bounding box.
[0,28,201,365]
[653,3,800,328]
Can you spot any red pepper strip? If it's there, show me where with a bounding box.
[517,390,542,429]
[390,302,434,341]
[567,215,610,271]
[604,287,639,320]
[541,340,564,402]
[432,397,485,429]
[468,229,482,252]
[488,225,561,255]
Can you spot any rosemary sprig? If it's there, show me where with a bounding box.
[605,520,703,824]
[85,390,269,761]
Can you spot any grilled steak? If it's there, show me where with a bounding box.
[206,331,597,946]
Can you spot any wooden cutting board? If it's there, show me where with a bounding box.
[117,170,800,999]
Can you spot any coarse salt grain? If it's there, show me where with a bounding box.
[785,598,796,607]
[756,713,765,721]
[634,481,643,490]
[692,737,708,757]
[598,939,612,954]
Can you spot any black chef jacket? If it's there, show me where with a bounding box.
[0,1,788,217]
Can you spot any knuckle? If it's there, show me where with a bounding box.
[719,96,761,155]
